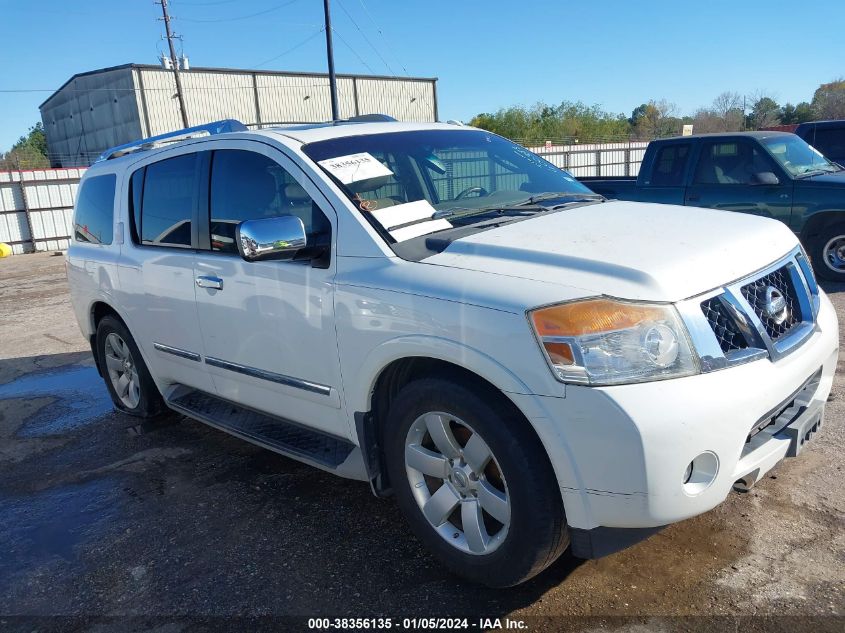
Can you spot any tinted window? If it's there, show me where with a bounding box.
[140,153,198,247]
[649,144,690,186]
[693,141,774,185]
[209,150,330,253]
[73,174,116,245]
[812,127,845,161]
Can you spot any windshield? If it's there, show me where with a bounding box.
[761,135,840,177]
[302,129,595,243]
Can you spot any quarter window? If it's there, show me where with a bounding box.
[649,144,690,186]
[208,149,330,254]
[73,174,116,245]
[139,153,198,247]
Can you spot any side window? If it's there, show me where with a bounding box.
[129,167,144,244]
[140,153,198,247]
[693,142,773,185]
[649,144,690,186]
[208,150,330,254]
[812,128,845,160]
[73,174,116,245]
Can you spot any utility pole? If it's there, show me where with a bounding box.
[323,0,340,122]
[158,0,189,129]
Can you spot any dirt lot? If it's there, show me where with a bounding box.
[1,252,843,631]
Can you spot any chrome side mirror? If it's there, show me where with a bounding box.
[236,215,307,262]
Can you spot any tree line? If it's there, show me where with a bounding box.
[0,123,50,170]
[470,79,845,144]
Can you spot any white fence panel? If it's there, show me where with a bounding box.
[0,167,85,254]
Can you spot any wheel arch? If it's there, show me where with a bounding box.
[352,337,567,506]
[800,209,845,243]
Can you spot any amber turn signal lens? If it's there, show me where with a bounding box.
[543,341,575,365]
[530,299,666,337]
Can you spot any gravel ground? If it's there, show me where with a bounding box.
[0,252,843,631]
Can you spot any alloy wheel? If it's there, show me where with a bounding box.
[104,332,141,409]
[404,411,510,555]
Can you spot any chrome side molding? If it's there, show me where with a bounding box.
[204,356,332,396]
[153,342,202,362]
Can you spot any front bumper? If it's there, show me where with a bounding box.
[510,290,838,536]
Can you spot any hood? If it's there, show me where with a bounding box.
[425,200,798,303]
[795,170,845,186]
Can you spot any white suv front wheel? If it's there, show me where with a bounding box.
[384,377,569,587]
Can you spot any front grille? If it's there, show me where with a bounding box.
[740,266,801,340]
[701,297,748,354]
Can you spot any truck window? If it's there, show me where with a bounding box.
[73,174,116,245]
[208,149,330,254]
[693,141,773,185]
[649,144,690,186]
[811,127,845,162]
[139,153,198,247]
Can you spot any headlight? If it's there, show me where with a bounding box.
[528,298,699,386]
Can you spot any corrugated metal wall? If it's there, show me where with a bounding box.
[0,168,85,254]
[41,65,438,166]
[40,68,143,167]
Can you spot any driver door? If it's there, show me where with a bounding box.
[191,141,349,440]
[684,139,793,226]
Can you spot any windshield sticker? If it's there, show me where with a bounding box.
[368,199,451,241]
[390,219,453,242]
[370,199,436,229]
[318,152,393,185]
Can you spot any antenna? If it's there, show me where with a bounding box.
[156,0,189,129]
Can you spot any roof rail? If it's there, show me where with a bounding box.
[341,114,397,123]
[96,119,248,162]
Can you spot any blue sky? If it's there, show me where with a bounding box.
[0,0,842,151]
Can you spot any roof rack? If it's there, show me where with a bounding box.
[96,119,248,162]
[340,114,397,123]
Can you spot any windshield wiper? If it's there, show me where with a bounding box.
[519,191,605,205]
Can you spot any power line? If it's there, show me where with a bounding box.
[335,0,395,77]
[330,26,377,75]
[254,28,326,68]
[178,0,300,23]
[357,0,409,76]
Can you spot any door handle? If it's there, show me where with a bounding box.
[196,275,223,290]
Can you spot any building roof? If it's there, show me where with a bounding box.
[39,63,438,109]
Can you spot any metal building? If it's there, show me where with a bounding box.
[39,63,439,167]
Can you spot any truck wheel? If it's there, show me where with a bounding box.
[810,222,845,282]
[96,316,165,418]
[383,377,568,587]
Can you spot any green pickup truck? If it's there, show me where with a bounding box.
[582,132,845,281]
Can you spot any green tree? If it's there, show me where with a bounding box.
[780,102,815,124]
[1,122,49,169]
[746,96,781,130]
[469,101,631,144]
[630,99,681,139]
[811,79,845,119]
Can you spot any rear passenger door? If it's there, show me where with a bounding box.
[684,139,793,225]
[191,142,348,440]
[117,149,215,395]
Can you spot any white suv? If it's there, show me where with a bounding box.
[67,117,839,587]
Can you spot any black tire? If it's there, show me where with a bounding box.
[383,377,568,587]
[809,222,845,282]
[96,315,165,418]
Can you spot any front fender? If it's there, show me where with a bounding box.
[349,334,538,414]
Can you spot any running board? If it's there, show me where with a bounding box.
[166,387,360,474]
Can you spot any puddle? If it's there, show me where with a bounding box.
[0,365,114,437]
[0,478,120,590]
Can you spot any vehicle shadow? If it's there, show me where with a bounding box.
[0,351,590,618]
